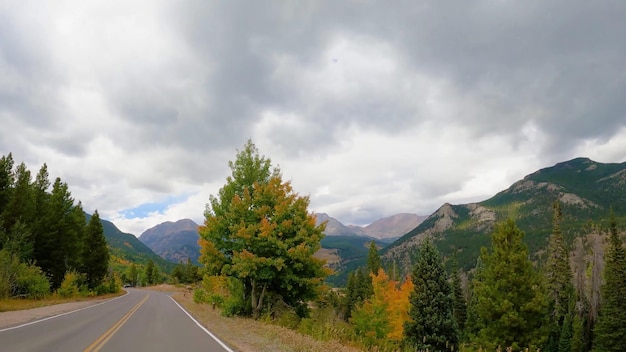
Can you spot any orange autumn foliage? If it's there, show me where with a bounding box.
[352,268,413,343]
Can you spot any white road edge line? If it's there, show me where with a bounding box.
[0,290,130,333]
[169,296,235,352]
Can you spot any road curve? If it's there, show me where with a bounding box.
[0,289,232,352]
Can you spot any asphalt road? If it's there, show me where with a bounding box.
[0,289,233,352]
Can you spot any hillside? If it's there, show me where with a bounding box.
[318,235,389,286]
[138,219,201,264]
[87,214,175,273]
[382,158,626,273]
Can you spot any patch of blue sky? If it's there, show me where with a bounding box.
[120,193,190,219]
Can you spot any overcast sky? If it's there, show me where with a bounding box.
[2,1,626,236]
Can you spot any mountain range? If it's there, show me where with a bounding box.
[138,219,201,264]
[315,212,427,242]
[382,157,626,275]
[93,214,175,273]
[99,157,626,285]
[128,213,424,270]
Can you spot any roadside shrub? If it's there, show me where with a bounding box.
[0,249,50,299]
[221,277,248,317]
[297,306,355,344]
[193,288,208,303]
[57,271,86,298]
[15,264,50,299]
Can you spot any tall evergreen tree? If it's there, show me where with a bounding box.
[467,219,548,350]
[404,239,458,351]
[451,257,467,332]
[546,201,574,352]
[34,178,85,288]
[344,267,373,319]
[82,211,109,289]
[0,153,15,214]
[593,212,626,351]
[2,163,35,230]
[367,240,381,275]
[145,259,156,286]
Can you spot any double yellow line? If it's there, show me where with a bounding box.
[84,294,149,352]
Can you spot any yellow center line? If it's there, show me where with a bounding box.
[84,294,149,352]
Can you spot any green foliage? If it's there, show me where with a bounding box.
[466,219,548,351]
[199,140,326,319]
[451,258,467,332]
[144,259,159,286]
[320,235,388,287]
[545,201,574,352]
[96,215,175,273]
[0,249,50,299]
[125,263,139,286]
[297,306,355,344]
[57,271,86,298]
[82,210,110,289]
[593,212,626,351]
[366,241,381,275]
[172,258,201,284]
[404,239,458,351]
[343,268,373,319]
[221,276,247,317]
[351,299,389,348]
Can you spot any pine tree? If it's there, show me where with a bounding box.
[404,239,458,351]
[344,267,373,319]
[145,259,156,286]
[546,201,574,352]
[367,240,381,275]
[0,153,15,214]
[593,212,626,351]
[467,219,548,350]
[451,257,467,331]
[82,211,109,289]
[33,178,85,289]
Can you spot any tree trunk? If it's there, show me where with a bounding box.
[251,280,268,320]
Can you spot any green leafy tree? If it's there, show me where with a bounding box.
[367,241,381,275]
[199,140,326,318]
[593,212,626,351]
[144,259,157,286]
[126,263,139,286]
[403,239,458,351]
[546,201,574,352]
[82,211,110,289]
[467,219,548,350]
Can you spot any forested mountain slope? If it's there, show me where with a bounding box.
[382,158,626,273]
[92,214,175,273]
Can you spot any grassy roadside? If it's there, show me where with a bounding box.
[0,291,124,312]
[171,291,362,352]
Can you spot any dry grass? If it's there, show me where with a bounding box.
[0,291,124,312]
[172,292,362,352]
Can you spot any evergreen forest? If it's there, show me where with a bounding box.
[0,153,115,299]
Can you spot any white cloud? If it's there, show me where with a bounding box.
[1,1,625,235]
